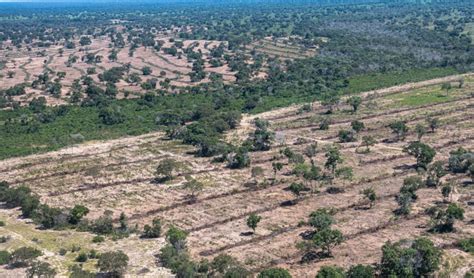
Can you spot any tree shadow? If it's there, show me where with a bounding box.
[240,231,253,236]
[300,251,330,264]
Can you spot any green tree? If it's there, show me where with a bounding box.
[166,225,188,248]
[351,120,365,134]
[403,142,436,169]
[324,146,343,176]
[97,251,129,277]
[9,247,42,268]
[415,124,427,141]
[360,135,376,153]
[315,266,345,278]
[155,159,178,182]
[272,162,283,180]
[288,182,306,203]
[347,96,362,113]
[246,213,262,234]
[441,183,452,203]
[346,264,375,278]
[426,161,446,187]
[68,205,89,225]
[258,267,292,278]
[142,218,162,238]
[441,82,452,96]
[426,117,439,133]
[311,228,343,256]
[380,238,441,277]
[389,121,409,141]
[427,203,464,233]
[309,209,333,232]
[361,188,376,209]
[26,261,56,278]
[183,177,204,200]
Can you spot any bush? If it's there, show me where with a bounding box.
[0,251,11,265]
[458,238,474,254]
[141,218,162,238]
[97,251,129,277]
[76,252,88,262]
[0,220,4,226]
[26,261,56,278]
[92,235,105,243]
[9,247,42,268]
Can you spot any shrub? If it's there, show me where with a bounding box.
[9,247,42,268]
[26,261,56,278]
[0,251,11,265]
[92,235,105,243]
[258,267,292,278]
[97,251,129,277]
[76,252,88,263]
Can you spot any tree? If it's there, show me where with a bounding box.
[415,124,427,141]
[346,264,375,278]
[441,82,452,96]
[351,120,365,134]
[272,162,283,180]
[311,228,343,256]
[9,247,42,268]
[26,261,56,278]
[155,158,177,182]
[251,166,264,183]
[68,205,89,225]
[119,212,128,232]
[441,183,452,203]
[97,251,129,277]
[347,96,362,113]
[338,130,356,143]
[426,117,439,133]
[427,203,464,233]
[324,146,343,176]
[258,267,292,278]
[361,188,376,209]
[142,217,161,238]
[403,142,436,169]
[360,136,376,153]
[7,71,15,78]
[303,143,318,165]
[396,176,423,215]
[182,177,204,200]
[142,66,152,76]
[315,266,345,278]
[246,213,262,233]
[389,121,409,141]
[426,161,446,187]
[309,209,333,232]
[79,36,92,46]
[288,182,306,203]
[380,238,441,277]
[166,225,188,248]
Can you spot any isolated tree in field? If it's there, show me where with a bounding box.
[119,212,128,232]
[403,142,436,169]
[315,266,345,278]
[415,124,427,141]
[246,213,261,233]
[247,118,274,151]
[311,228,343,257]
[338,129,356,143]
[395,176,423,215]
[389,121,409,141]
[155,159,177,182]
[182,177,203,200]
[426,117,439,133]
[309,209,333,232]
[427,203,464,233]
[361,187,376,209]
[142,217,161,238]
[319,117,331,130]
[347,96,362,113]
[360,135,376,153]
[441,183,452,203]
[166,225,188,249]
[251,166,264,183]
[97,251,129,277]
[426,161,446,187]
[303,143,317,165]
[272,162,283,180]
[324,146,343,176]
[26,261,56,278]
[257,267,291,278]
[441,82,452,96]
[351,120,365,135]
[321,94,340,114]
[80,36,92,46]
[142,66,152,76]
[68,205,89,225]
[288,182,306,203]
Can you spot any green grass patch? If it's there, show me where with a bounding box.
[386,86,454,107]
[345,67,459,94]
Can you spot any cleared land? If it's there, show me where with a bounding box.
[0,75,473,276]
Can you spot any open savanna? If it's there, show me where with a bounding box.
[0,74,472,276]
